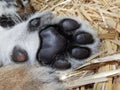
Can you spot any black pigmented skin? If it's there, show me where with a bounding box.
[0,15,15,27]
[53,59,71,70]
[69,46,91,59]
[37,27,67,64]
[59,19,80,32]
[74,32,94,44]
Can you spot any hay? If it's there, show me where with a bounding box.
[29,0,120,90]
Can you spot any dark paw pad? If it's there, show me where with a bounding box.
[60,19,81,32]
[53,59,71,70]
[74,32,94,44]
[37,26,67,64]
[11,46,28,63]
[69,46,91,59]
[0,15,15,27]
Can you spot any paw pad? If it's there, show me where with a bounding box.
[0,15,15,27]
[74,32,94,44]
[36,16,99,70]
[59,19,81,32]
[69,46,91,59]
[37,26,67,64]
[53,59,71,70]
[11,46,28,63]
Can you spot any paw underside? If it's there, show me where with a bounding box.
[28,14,98,70]
[0,11,99,70]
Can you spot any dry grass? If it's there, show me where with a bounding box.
[29,0,120,90]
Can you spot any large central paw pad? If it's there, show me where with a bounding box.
[36,17,99,70]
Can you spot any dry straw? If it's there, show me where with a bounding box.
[30,0,120,90]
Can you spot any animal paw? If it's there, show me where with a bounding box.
[35,14,100,70]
